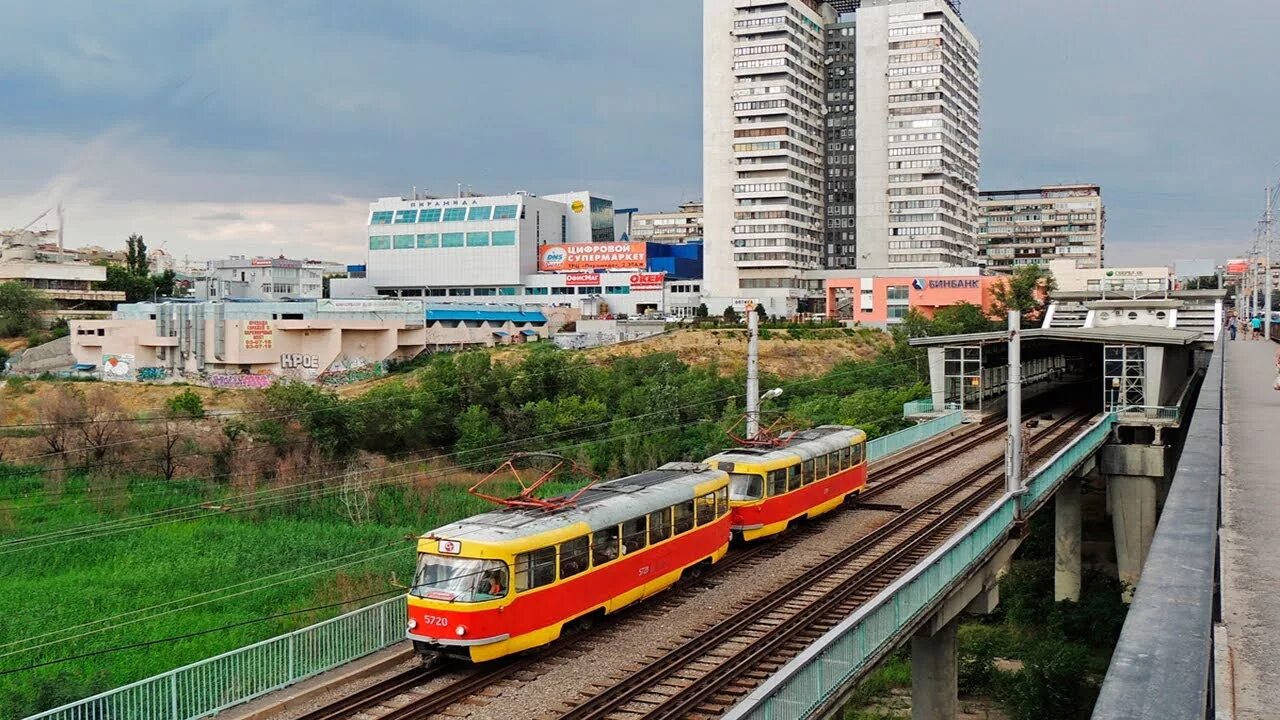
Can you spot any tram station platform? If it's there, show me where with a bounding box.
[1219,340,1280,717]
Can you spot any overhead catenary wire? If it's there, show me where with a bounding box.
[0,352,925,509]
[0,414,907,674]
[0,362,928,552]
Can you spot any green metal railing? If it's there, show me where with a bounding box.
[23,596,407,720]
[1114,405,1180,422]
[901,398,961,416]
[725,413,1117,720]
[868,410,964,462]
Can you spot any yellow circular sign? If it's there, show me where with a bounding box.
[571,200,585,213]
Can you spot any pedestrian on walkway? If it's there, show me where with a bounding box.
[1251,315,1264,340]
[1229,320,1238,341]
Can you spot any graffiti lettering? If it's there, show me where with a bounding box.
[280,353,320,370]
[136,367,167,382]
[208,373,274,389]
[317,361,387,386]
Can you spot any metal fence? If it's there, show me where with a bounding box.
[867,410,964,462]
[725,413,1116,720]
[901,398,960,416]
[1115,405,1180,422]
[24,596,408,720]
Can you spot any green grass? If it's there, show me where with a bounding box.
[0,464,581,718]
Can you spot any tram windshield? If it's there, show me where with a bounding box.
[728,473,764,501]
[411,553,509,602]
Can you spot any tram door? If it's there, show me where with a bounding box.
[943,346,982,413]
[1103,345,1145,412]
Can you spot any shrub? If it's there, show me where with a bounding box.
[165,389,206,419]
[999,638,1098,720]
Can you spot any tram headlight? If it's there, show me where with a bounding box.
[455,625,467,637]
[406,619,417,631]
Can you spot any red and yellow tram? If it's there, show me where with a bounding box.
[406,462,731,663]
[704,425,867,541]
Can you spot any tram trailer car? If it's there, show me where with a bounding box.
[406,463,731,663]
[705,426,867,542]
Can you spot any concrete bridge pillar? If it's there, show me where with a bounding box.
[911,616,958,720]
[1055,479,1082,602]
[1109,474,1158,602]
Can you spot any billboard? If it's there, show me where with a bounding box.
[1225,259,1249,274]
[539,242,647,271]
[565,273,601,286]
[629,272,665,291]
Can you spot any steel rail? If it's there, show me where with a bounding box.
[558,410,1091,720]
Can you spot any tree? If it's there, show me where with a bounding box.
[125,234,149,276]
[754,303,768,323]
[723,306,740,324]
[79,387,132,461]
[0,282,52,337]
[695,303,709,318]
[152,420,194,481]
[37,385,86,456]
[991,265,1057,326]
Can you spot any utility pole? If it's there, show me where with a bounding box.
[746,300,760,439]
[1007,311,1023,517]
[1266,185,1274,340]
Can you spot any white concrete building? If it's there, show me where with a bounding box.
[331,190,710,318]
[194,256,324,301]
[851,0,981,269]
[978,184,1106,272]
[631,201,704,245]
[703,0,837,316]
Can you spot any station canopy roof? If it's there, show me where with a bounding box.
[908,326,1204,348]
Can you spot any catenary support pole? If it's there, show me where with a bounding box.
[1266,185,1273,339]
[1007,311,1022,514]
[746,301,760,439]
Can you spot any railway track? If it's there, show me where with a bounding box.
[293,409,1084,720]
[555,410,1095,720]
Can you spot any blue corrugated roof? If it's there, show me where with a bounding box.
[426,307,547,323]
[521,329,539,336]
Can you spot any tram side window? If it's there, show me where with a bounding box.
[649,508,672,544]
[560,536,590,580]
[803,459,816,485]
[787,464,801,492]
[716,487,729,517]
[695,492,717,526]
[767,469,787,497]
[852,443,864,465]
[840,448,850,470]
[592,526,620,566]
[515,546,557,592]
[729,473,764,501]
[674,500,695,534]
[622,517,647,554]
[816,454,828,479]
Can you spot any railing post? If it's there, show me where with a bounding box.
[169,673,179,720]
[288,632,296,682]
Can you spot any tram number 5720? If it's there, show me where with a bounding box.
[419,615,450,627]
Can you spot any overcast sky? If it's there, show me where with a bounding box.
[1,0,1277,267]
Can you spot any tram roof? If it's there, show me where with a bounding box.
[907,326,1203,348]
[705,425,865,467]
[422,462,724,545]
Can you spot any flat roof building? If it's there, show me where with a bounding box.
[630,201,703,245]
[193,256,326,302]
[978,184,1106,272]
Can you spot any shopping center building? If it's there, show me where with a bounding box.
[332,190,707,317]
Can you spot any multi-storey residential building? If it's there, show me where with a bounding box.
[978,184,1106,272]
[851,0,980,269]
[825,20,858,268]
[704,0,837,316]
[630,201,704,245]
[194,256,324,301]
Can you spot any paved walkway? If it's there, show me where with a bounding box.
[1221,339,1280,719]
